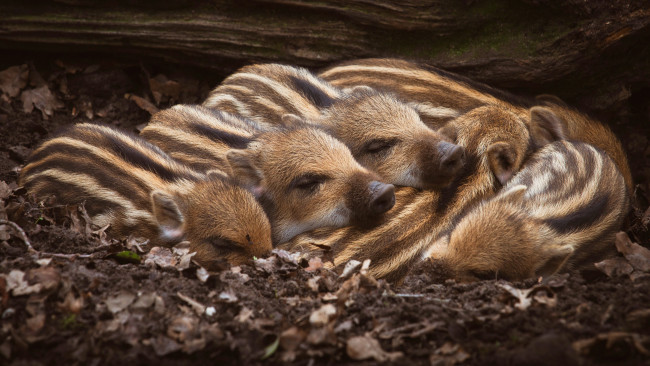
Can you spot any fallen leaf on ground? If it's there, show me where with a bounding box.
[174,247,196,271]
[0,64,28,97]
[196,267,209,282]
[167,315,199,343]
[149,74,181,105]
[149,335,181,356]
[236,307,254,323]
[305,257,323,272]
[4,270,43,296]
[307,326,336,345]
[309,304,336,326]
[626,309,650,330]
[0,181,13,199]
[144,247,176,269]
[499,284,555,310]
[280,327,306,351]
[218,289,238,303]
[595,257,634,277]
[125,93,159,115]
[346,335,403,362]
[573,332,650,357]
[615,232,650,272]
[132,292,156,309]
[21,85,64,118]
[105,291,136,314]
[272,249,301,266]
[430,342,471,366]
[58,290,84,314]
[254,256,277,273]
[340,260,361,279]
[307,276,321,292]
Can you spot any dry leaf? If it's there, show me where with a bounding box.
[272,249,300,265]
[305,257,323,272]
[235,307,254,323]
[280,327,305,351]
[615,232,650,272]
[105,291,136,314]
[0,181,13,200]
[144,247,176,269]
[196,267,210,283]
[21,85,64,118]
[132,292,157,309]
[309,304,336,326]
[595,257,634,277]
[573,332,650,357]
[27,267,61,292]
[346,335,403,362]
[307,276,321,292]
[430,342,470,366]
[0,64,28,97]
[218,289,238,303]
[58,290,84,313]
[150,335,181,356]
[167,315,199,343]
[499,283,555,310]
[125,93,159,115]
[4,270,43,296]
[340,260,362,279]
[149,74,181,105]
[254,256,277,273]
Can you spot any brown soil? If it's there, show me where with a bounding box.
[1,57,649,366]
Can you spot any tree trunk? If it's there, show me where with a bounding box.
[1,1,649,108]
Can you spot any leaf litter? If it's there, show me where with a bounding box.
[0,60,649,365]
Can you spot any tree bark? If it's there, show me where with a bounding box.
[0,1,649,108]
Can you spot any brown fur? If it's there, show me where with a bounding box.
[140,105,396,244]
[19,123,272,266]
[141,104,262,174]
[226,126,396,244]
[204,63,465,189]
[279,105,552,282]
[319,58,633,194]
[438,141,629,282]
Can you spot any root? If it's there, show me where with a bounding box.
[0,219,35,253]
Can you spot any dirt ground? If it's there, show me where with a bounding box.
[1,57,650,366]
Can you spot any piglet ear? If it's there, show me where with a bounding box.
[536,245,574,279]
[281,113,306,127]
[487,142,517,186]
[150,190,185,243]
[529,106,566,148]
[437,122,458,143]
[226,149,266,198]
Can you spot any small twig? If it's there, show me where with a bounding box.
[1,219,103,261]
[37,252,94,260]
[0,219,35,253]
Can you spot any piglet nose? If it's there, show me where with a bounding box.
[438,142,465,174]
[368,181,395,215]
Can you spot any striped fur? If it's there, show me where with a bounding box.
[319,58,633,194]
[434,140,629,282]
[141,105,263,174]
[278,105,537,282]
[203,63,465,190]
[19,123,272,266]
[140,105,396,244]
